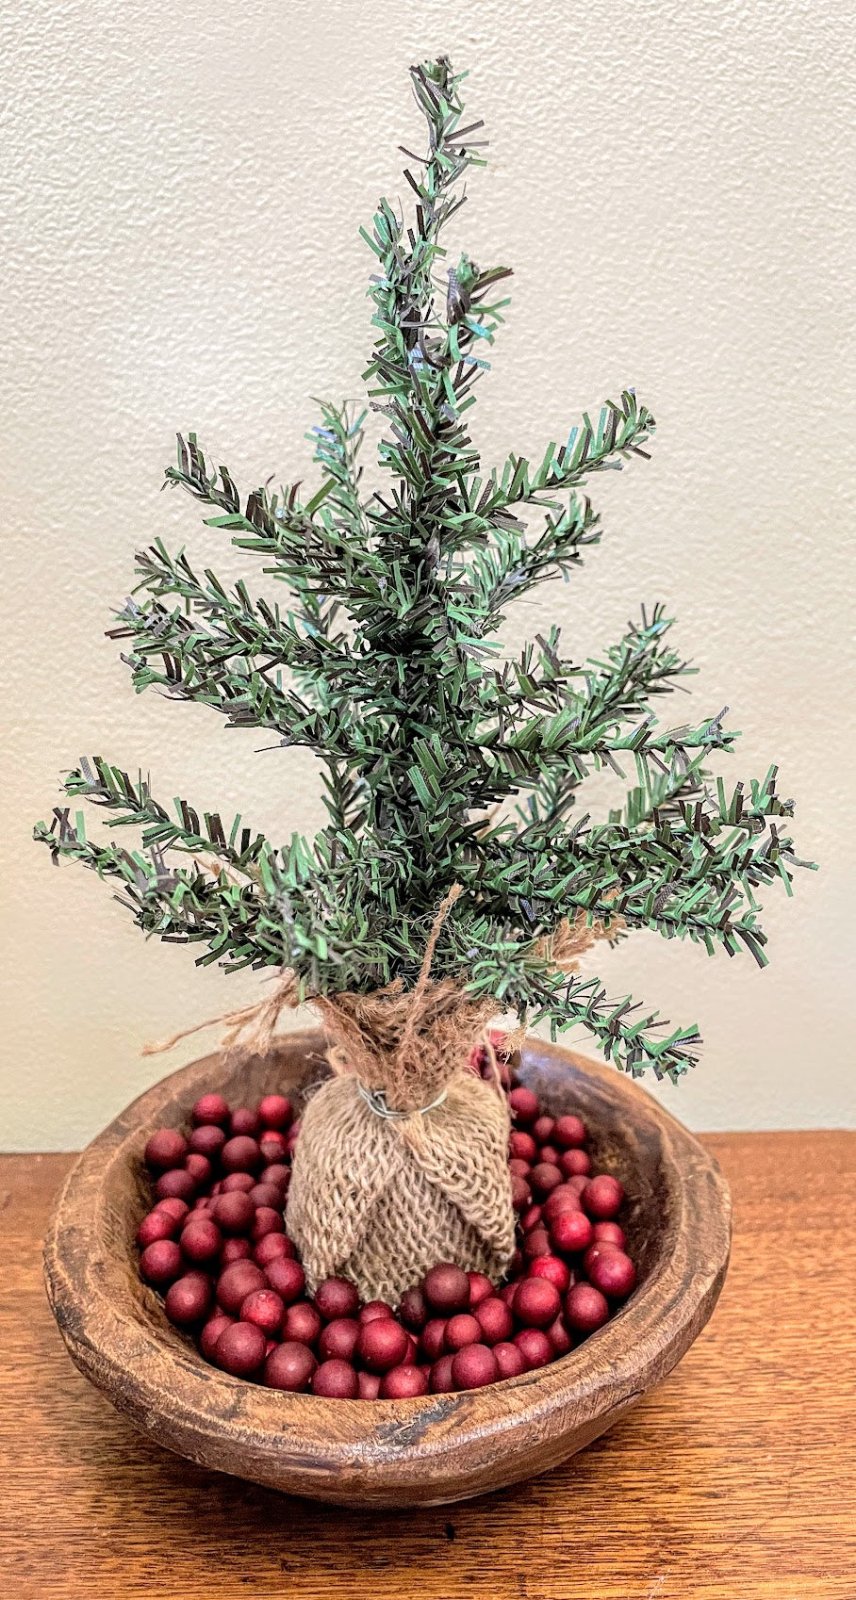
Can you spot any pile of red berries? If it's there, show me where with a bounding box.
[135,1075,637,1398]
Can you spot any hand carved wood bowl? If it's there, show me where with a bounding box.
[44,1030,731,1507]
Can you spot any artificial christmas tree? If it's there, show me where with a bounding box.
[36,58,808,1307]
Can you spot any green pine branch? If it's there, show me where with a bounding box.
[33,55,813,1081]
[60,757,270,873]
[478,391,656,518]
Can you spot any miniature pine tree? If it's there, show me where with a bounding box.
[35,58,810,1295]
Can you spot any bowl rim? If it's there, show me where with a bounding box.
[44,1031,731,1499]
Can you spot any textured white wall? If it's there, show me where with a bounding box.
[2,0,854,1147]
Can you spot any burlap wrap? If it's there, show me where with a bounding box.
[286,1060,515,1304]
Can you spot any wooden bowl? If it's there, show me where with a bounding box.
[44,1031,730,1508]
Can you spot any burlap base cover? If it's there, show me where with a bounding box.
[286,1065,514,1305]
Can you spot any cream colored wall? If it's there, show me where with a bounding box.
[3,0,854,1148]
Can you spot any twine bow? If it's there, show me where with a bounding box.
[142,968,301,1060]
[141,884,466,1066]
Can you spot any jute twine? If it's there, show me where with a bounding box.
[144,897,614,1304]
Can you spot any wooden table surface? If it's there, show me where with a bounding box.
[1,1134,854,1600]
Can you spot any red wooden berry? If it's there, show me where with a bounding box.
[312,1359,359,1398]
[508,1157,532,1179]
[560,1148,591,1177]
[419,1318,447,1362]
[582,1241,621,1278]
[180,1218,222,1264]
[214,1191,255,1235]
[216,1261,266,1313]
[508,1130,537,1162]
[398,1287,428,1331]
[259,1131,289,1163]
[423,1263,470,1313]
[550,1208,594,1254]
[467,1272,494,1308]
[514,1277,561,1329]
[539,1144,561,1166]
[593,1221,627,1247]
[262,1163,291,1192]
[547,1315,573,1356]
[510,1175,532,1210]
[498,1283,518,1308]
[282,1301,322,1345]
[140,1239,183,1287]
[258,1094,293,1130]
[513,1328,553,1370]
[240,1288,285,1335]
[528,1254,571,1293]
[189,1124,227,1159]
[520,1204,544,1234]
[565,1282,610,1333]
[184,1152,213,1185]
[253,1233,294,1268]
[532,1115,555,1144]
[264,1257,306,1304]
[165,1272,213,1327]
[587,1249,637,1300]
[474,1296,514,1345]
[510,1247,524,1274]
[522,1227,552,1260]
[263,1340,316,1391]
[221,1136,262,1175]
[249,1182,282,1209]
[215,1320,266,1376]
[358,1300,394,1324]
[429,1355,457,1394]
[314,1277,360,1321]
[200,1312,234,1361]
[154,1169,196,1203]
[251,1206,284,1242]
[535,1178,571,1214]
[230,1107,261,1137]
[357,1370,382,1400]
[154,1196,189,1224]
[380,1364,429,1399]
[357,1318,410,1373]
[192,1093,230,1127]
[530,1162,563,1197]
[493,1340,526,1379]
[508,1086,539,1125]
[137,1209,177,1248]
[582,1174,624,1219]
[568,1173,589,1194]
[145,1128,188,1171]
[451,1343,499,1391]
[319,1317,361,1363]
[468,1039,490,1080]
[221,1238,252,1264]
[221,1172,255,1193]
[553,1114,586,1149]
[444,1314,481,1352]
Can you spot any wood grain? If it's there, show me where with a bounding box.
[1,1132,854,1597]
[41,1035,730,1506]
